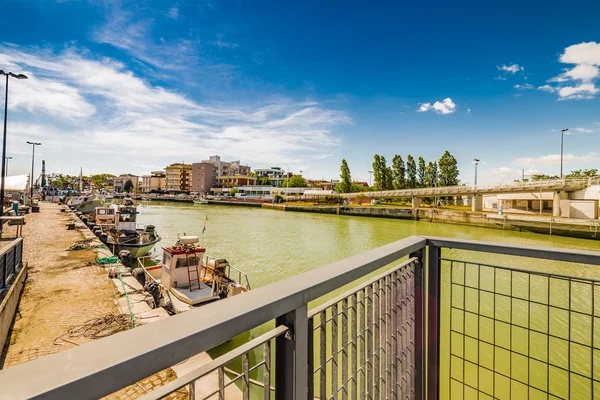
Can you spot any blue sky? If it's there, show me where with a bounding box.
[1,0,599,184]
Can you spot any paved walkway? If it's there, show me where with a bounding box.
[0,203,186,399]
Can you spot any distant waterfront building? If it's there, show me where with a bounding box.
[165,163,192,192]
[203,155,251,178]
[254,167,286,186]
[218,175,257,189]
[191,162,216,194]
[114,174,140,192]
[141,171,166,193]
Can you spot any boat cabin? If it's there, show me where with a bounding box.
[94,206,116,224]
[116,206,138,232]
[154,236,246,306]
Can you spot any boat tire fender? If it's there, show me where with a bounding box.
[132,267,146,287]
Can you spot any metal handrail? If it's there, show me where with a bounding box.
[2,236,600,399]
[138,325,289,400]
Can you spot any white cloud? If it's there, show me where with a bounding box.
[574,127,594,133]
[559,42,600,65]
[513,153,600,167]
[557,83,598,100]
[542,42,600,100]
[466,108,471,114]
[497,64,523,74]
[418,98,456,115]
[0,46,351,174]
[537,85,556,92]
[167,7,179,19]
[494,76,507,81]
[564,64,599,81]
[315,154,333,160]
[514,83,534,90]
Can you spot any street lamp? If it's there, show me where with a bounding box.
[560,128,569,179]
[0,71,27,220]
[4,156,12,177]
[26,141,41,204]
[368,170,373,187]
[473,158,480,187]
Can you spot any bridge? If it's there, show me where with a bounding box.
[339,177,600,199]
[336,177,600,213]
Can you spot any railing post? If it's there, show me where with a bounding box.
[275,304,308,400]
[410,248,425,400]
[427,244,441,400]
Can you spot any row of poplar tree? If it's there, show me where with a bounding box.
[371,150,460,191]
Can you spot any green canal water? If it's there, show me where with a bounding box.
[137,201,600,398]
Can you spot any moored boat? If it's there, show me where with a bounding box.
[93,200,161,258]
[136,235,249,310]
[193,198,209,205]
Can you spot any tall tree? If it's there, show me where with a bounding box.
[406,155,417,188]
[438,150,460,186]
[392,155,406,189]
[372,154,383,191]
[379,156,389,189]
[340,159,352,193]
[385,167,394,190]
[425,161,439,187]
[282,175,307,187]
[124,179,134,192]
[417,157,426,187]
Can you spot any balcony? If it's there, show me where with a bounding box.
[1,236,599,399]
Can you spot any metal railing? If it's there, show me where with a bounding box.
[0,237,23,288]
[1,236,600,399]
[338,176,600,198]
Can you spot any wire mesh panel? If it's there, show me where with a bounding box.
[309,257,421,399]
[137,325,288,400]
[443,258,600,399]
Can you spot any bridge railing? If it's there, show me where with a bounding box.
[1,236,600,399]
[339,176,599,198]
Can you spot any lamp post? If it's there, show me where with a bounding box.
[26,141,41,204]
[4,156,12,177]
[560,128,569,179]
[0,71,27,238]
[368,170,373,187]
[474,158,480,187]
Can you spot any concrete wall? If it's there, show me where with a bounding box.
[569,185,600,200]
[560,199,599,219]
[0,264,27,353]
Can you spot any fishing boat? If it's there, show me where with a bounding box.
[93,200,161,258]
[193,198,209,205]
[73,193,104,214]
[136,235,249,310]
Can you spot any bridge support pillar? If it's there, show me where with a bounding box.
[471,195,483,212]
[412,197,421,209]
[552,191,568,217]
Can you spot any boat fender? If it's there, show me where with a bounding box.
[145,280,161,308]
[131,267,146,287]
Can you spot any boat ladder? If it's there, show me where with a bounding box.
[185,254,201,292]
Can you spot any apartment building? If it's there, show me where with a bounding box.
[141,171,166,193]
[114,174,140,192]
[165,163,192,192]
[191,162,216,194]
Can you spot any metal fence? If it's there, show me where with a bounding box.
[1,236,600,400]
[427,237,600,400]
[0,237,23,288]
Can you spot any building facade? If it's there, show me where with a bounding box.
[254,167,286,186]
[204,156,251,179]
[218,175,257,188]
[141,171,166,193]
[114,174,140,192]
[165,163,192,192]
[191,162,216,194]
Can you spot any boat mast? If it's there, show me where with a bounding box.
[79,167,83,193]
